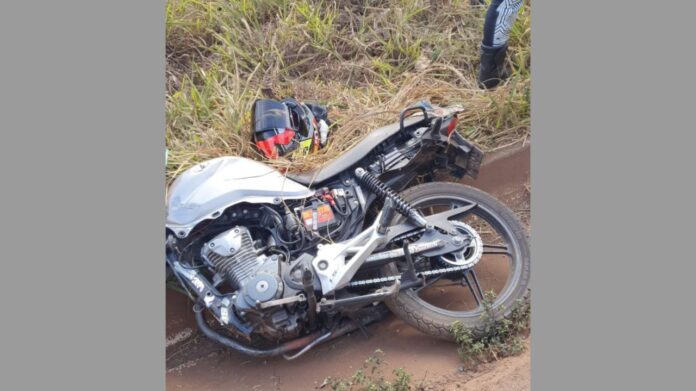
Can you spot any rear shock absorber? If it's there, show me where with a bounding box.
[354,167,428,227]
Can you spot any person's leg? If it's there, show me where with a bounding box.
[479,0,524,89]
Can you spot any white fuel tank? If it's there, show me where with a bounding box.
[166,157,313,238]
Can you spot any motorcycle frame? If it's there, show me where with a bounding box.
[166,103,486,358]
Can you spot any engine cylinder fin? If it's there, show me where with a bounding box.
[203,227,261,290]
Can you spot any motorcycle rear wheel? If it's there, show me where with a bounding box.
[383,182,530,341]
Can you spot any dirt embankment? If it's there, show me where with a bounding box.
[166,142,530,390]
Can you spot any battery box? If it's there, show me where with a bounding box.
[298,202,338,231]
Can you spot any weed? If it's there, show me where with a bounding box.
[322,349,418,391]
[451,290,531,368]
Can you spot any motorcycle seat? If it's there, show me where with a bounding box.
[285,117,425,186]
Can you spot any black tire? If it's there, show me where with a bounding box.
[383,182,530,341]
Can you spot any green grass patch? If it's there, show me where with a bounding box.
[166,0,531,182]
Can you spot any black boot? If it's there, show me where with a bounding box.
[478,43,509,89]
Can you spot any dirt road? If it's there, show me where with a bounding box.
[166,142,530,390]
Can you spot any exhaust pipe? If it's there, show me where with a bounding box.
[194,304,386,358]
[194,309,323,358]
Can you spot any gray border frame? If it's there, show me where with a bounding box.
[533,1,696,389]
[1,1,165,389]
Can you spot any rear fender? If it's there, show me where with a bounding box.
[442,131,484,179]
[420,114,483,179]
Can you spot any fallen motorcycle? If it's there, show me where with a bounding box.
[165,101,530,359]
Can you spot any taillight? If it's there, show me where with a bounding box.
[447,115,459,136]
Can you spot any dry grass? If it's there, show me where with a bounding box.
[166,0,530,182]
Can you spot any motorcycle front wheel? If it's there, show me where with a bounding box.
[383,182,530,341]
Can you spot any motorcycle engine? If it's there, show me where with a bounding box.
[201,226,301,339]
[202,226,283,305]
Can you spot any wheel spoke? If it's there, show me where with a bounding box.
[483,244,512,257]
[415,274,445,293]
[424,202,477,223]
[462,268,484,307]
[469,269,484,299]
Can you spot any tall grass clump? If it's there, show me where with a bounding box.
[166,0,531,182]
[451,291,531,369]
